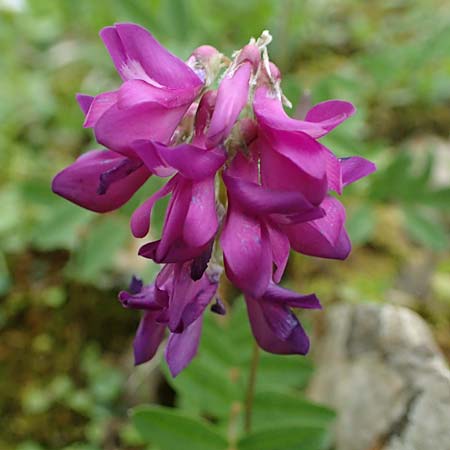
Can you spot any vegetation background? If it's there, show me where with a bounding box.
[1,0,449,449]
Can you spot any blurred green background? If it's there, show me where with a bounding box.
[1,0,449,449]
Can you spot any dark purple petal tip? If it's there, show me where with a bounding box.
[129,275,143,294]
[210,298,226,315]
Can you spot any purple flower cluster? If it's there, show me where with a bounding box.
[52,23,375,376]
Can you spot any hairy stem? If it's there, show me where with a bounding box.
[244,340,260,434]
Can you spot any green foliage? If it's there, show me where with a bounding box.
[133,303,334,450]
[346,205,375,246]
[354,148,450,250]
[404,208,449,250]
[133,406,229,450]
[238,426,330,450]
[65,217,130,283]
[251,391,335,431]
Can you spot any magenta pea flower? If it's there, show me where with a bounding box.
[221,150,324,296]
[85,23,211,156]
[129,92,226,264]
[52,23,219,214]
[205,44,260,148]
[51,147,151,213]
[52,93,152,212]
[253,62,356,139]
[245,282,321,355]
[52,24,224,217]
[52,24,376,376]
[253,62,376,259]
[119,263,221,376]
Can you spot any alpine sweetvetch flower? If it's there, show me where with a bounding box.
[129,91,227,263]
[87,23,208,156]
[119,263,220,377]
[53,24,377,375]
[205,44,260,148]
[245,282,321,355]
[51,148,151,213]
[52,96,152,212]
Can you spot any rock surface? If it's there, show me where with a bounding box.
[308,303,450,450]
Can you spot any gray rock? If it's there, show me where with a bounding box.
[308,303,450,450]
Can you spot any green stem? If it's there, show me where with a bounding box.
[244,340,260,434]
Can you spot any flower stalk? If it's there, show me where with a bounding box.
[244,340,260,434]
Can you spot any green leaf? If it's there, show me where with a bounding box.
[67,218,130,283]
[0,187,22,235]
[32,200,92,250]
[20,178,58,206]
[404,208,448,250]
[369,152,414,202]
[346,205,375,245]
[237,426,330,450]
[416,188,450,210]
[257,354,314,391]
[252,391,335,432]
[132,405,228,450]
[415,151,434,188]
[162,355,238,417]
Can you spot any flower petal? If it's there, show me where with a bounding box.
[169,266,218,332]
[52,149,150,213]
[254,87,354,139]
[226,150,258,182]
[132,140,177,177]
[117,79,201,110]
[157,143,225,180]
[157,179,192,261]
[190,242,214,280]
[100,23,202,89]
[118,282,169,311]
[76,93,94,116]
[97,157,143,195]
[211,298,226,315]
[220,202,272,297]
[166,316,203,377]
[130,177,177,238]
[138,239,210,263]
[254,87,325,138]
[324,147,342,194]
[194,90,217,143]
[183,177,218,248]
[133,310,166,365]
[340,156,376,186]
[128,275,143,294]
[282,196,351,260]
[245,296,310,355]
[262,282,321,310]
[260,301,300,340]
[304,100,356,136]
[206,62,252,148]
[179,277,217,328]
[84,90,118,127]
[223,171,321,217]
[94,102,189,156]
[259,134,327,206]
[266,223,290,283]
[134,140,226,180]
